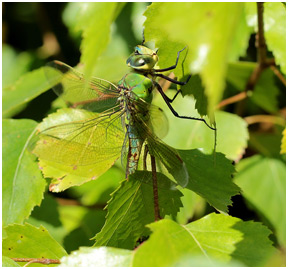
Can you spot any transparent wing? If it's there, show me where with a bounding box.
[32,108,126,168]
[44,61,119,112]
[131,97,188,187]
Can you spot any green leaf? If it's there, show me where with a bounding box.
[249,131,283,158]
[77,3,123,79]
[68,166,124,206]
[264,3,286,74]
[234,155,286,246]
[175,189,205,225]
[2,44,32,88]
[32,108,125,192]
[25,194,67,245]
[94,171,183,249]
[179,150,240,212]
[3,67,53,118]
[280,128,286,154]
[3,119,46,227]
[144,2,251,116]
[59,247,132,267]
[3,223,67,267]
[2,256,21,267]
[227,62,279,113]
[153,93,249,161]
[133,213,275,267]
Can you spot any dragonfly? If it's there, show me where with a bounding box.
[32,45,216,191]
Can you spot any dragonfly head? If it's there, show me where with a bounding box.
[126,45,159,71]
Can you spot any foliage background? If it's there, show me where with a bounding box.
[2,2,286,267]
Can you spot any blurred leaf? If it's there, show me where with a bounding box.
[3,67,53,118]
[144,2,251,116]
[280,128,286,154]
[94,171,183,249]
[77,3,123,79]
[62,3,82,39]
[63,209,106,253]
[2,256,21,267]
[227,61,279,113]
[175,189,206,225]
[32,108,125,192]
[60,247,132,267]
[3,223,67,267]
[58,205,88,233]
[2,44,32,88]
[68,166,124,206]
[172,255,244,267]
[3,119,46,226]
[179,150,240,212]
[234,155,286,246]
[133,213,275,267]
[249,131,283,158]
[153,93,249,160]
[264,2,286,74]
[25,194,67,245]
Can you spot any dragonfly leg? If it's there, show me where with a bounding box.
[153,47,187,72]
[154,82,216,131]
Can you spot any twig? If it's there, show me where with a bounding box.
[270,65,286,86]
[219,3,285,109]
[217,92,247,109]
[244,115,285,126]
[11,258,60,266]
[150,154,161,221]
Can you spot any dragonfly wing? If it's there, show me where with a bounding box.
[132,98,188,187]
[45,61,119,112]
[33,108,125,172]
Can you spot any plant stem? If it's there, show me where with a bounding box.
[150,154,161,221]
[11,258,60,266]
[143,144,149,170]
[218,2,285,110]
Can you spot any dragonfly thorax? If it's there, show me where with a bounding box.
[117,72,153,104]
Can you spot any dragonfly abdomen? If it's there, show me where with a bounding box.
[125,124,144,178]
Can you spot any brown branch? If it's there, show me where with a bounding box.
[150,155,161,221]
[218,3,285,109]
[244,115,285,126]
[11,258,60,266]
[270,65,286,86]
[217,92,247,109]
[257,2,267,65]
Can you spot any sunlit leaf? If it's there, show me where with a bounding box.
[2,256,21,267]
[94,171,183,249]
[280,128,286,154]
[60,247,132,267]
[234,155,286,246]
[264,2,286,74]
[3,223,67,267]
[3,119,46,226]
[144,2,251,116]
[133,214,275,267]
[153,93,249,160]
[77,3,124,79]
